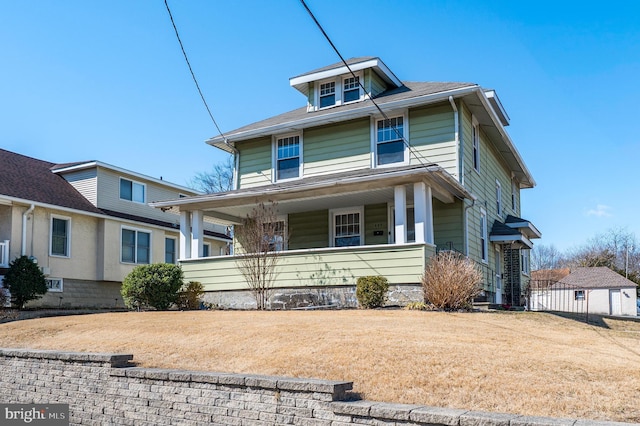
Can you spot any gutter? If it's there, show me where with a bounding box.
[21,204,35,256]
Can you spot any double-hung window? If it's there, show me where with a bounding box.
[165,238,176,264]
[521,250,530,275]
[120,178,145,203]
[319,81,336,108]
[50,216,70,257]
[343,76,360,103]
[376,116,405,166]
[276,135,301,180]
[333,209,362,247]
[121,227,150,264]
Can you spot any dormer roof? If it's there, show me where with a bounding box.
[289,56,402,97]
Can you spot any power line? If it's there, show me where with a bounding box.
[164,0,227,141]
[299,0,433,168]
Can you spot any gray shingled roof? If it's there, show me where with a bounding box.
[0,149,103,214]
[217,81,475,141]
[558,267,637,289]
[291,56,377,79]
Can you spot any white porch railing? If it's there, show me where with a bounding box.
[180,243,435,292]
[0,240,9,268]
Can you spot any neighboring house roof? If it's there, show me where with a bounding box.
[531,268,571,282]
[0,149,103,214]
[558,267,637,289]
[0,149,231,240]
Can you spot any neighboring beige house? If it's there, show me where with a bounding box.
[151,57,541,309]
[0,149,230,308]
[530,267,638,317]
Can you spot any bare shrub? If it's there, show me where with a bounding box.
[421,251,482,310]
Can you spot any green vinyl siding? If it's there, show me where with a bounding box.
[364,203,388,245]
[366,68,388,98]
[237,137,272,189]
[307,82,315,107]
[288,210,329,250]
[409,103,458,176]
[303,118,371,176]
[433,199,464,252]
[181,243,434,291]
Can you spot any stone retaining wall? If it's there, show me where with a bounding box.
[0,348,635,426]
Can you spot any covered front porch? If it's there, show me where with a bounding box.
[151,165,473,305]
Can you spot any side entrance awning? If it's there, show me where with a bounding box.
[489,215,541,249]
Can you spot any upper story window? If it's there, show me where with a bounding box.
[472,117,480,173]
[319,81,336,108]
[275,135,301,181]
[343,76,360,103]
[376,116,405,166]
[50,216,70,257]
[121,227,150,264]
[511,180,517,210]
[120,178,145,203]
[496,180,502,216]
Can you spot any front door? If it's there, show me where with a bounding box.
[495,246,502,304]
[610,289,622,316]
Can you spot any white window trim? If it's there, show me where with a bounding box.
[496,180,502,217]
[272,132,303,182]
[329,206,364,247]
[120,225,152,264]
[511,180,517,211]
[202,242,211,258]
[49,214,71,258]
[521,250,530,276]
[472,115,480,174]
[45,278,63,293]
[313,71,364,111]
[119,177,147,204]
[480,208,488,264]
[371,110,409,168]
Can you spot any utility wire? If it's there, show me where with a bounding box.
[164,0,227,141]
[299,0,433,168]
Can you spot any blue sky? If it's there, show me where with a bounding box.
[1,1,639,252]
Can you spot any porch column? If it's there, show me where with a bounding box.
[394,185,407,244]
[191,209,204,258]
[179,211,191,259]
[414,182,434,244]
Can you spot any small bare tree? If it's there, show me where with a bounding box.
[234,202,285,310]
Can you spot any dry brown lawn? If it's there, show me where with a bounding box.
[0,310,639,423]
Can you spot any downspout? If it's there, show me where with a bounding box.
[21,204,35,256]
[448,96,463,185]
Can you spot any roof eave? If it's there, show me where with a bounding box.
[206,85,479,148]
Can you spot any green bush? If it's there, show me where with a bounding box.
[176,281,205,310]
[2,256,47,309]
[356,275,389,309]
[121,263,184,310]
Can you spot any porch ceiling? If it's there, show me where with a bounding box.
[151,164,471,225]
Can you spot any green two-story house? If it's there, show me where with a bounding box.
[152,57,540,309]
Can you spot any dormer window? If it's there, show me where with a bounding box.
[319,82,336,108]
[343,76,360,103]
